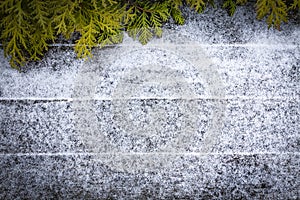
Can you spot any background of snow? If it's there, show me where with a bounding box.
[0,4,299,199]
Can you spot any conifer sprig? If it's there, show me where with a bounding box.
[256,0,288,29]
[169,0,185,24]
[186,0,207,13]
[1,0,32,68]
[222,0,248,16]
[0,0,298,69]
[289,0,300,9]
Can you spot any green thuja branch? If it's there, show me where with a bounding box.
[169,0,185,25]
[125,1,170,44]
[0,0,33,68]
[186,0,207,13]
[51,0,77,39]
[0,0,298,69]
[74,1,123,58]
[28,0,54,61]
[222,0,248,16]
[256,0,288,29]
[93,2,124,47]
[223,0,237,16]
[289,0,300,9]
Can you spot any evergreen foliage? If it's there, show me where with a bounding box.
[256,0,288,29]
[0,0,299,69]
